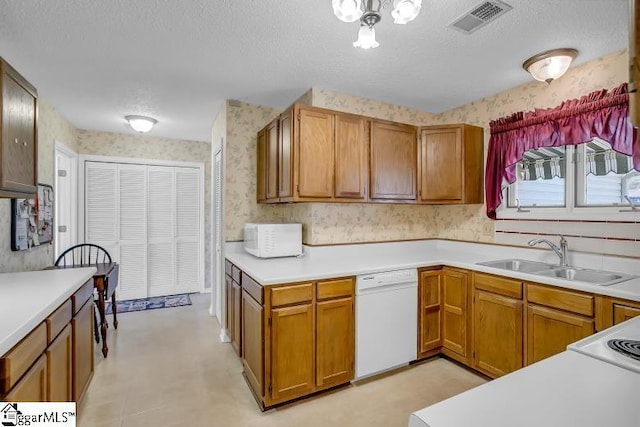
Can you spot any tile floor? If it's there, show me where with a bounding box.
[78,294,485,427]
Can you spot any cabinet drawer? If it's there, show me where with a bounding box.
[474,273,522,299]
[527,283,594,317]
[271,283,313,307]
[72,279,94,315]
[242,273,263,304]
[0,322,47,394]
[232,265,242,284]
[317,278,354,301]
[225,260,233,276]
[46,299,72,343]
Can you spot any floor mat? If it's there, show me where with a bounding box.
[105,293,192,314]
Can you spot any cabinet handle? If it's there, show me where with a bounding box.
[14,138,18,144]
[23,141,27,147]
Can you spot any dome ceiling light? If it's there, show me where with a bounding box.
[125,115,158,133]
[332,0,422,49]
[522,48,578,84]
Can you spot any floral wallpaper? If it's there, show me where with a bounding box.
[76,130,213,288]
[0,99,77,272]
[224,101,285,241]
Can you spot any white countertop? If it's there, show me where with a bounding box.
[408,350,640,427]
[226,240,640,302]
[0,268,97,355]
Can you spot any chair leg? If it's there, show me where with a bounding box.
[93,310,100,344]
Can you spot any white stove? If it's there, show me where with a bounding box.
[568,316,640,374]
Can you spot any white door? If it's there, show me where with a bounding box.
[175,168,201,295]
[147,166,176,297]
[117,164,148,300]
[54,142,77,259]
[84,161,118,261]
[213,148,223,320]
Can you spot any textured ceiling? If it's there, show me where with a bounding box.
[0,0,628,142]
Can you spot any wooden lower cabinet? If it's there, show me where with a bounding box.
[4,354,47,402]
[442,268,468,360]
[72,300,94,403]
[232,280,242,356]
[316,297,354,388]
[613,302,640,325]
[526,304,594,365]
[270,303,315,402]
[46,324,73,401]
[418,270,442,357]
[473,290,523,378]
[242,290,264,397]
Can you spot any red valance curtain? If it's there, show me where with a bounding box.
[485,83,639,219]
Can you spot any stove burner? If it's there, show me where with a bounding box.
[607,339,640,361]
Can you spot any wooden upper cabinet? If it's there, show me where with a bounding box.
[1,57,38,198]
[296,107,334,199]
[266,119,279,201]
[256,129,267,202]
[334,114,367,200]
[370,121,417,201]
[278,110,294,200]
[418,124,484,204]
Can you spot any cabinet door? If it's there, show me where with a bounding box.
[335,114,367,199]
[527,304,594,365]
[473,290,523,378]
[419,270,442,356]
[316,297,354,388]
[442,269,468,357]
[256,129,267,201]
[270,303,314,403]
[4,354,47,402]
[72,300,94,404]
[232,280,242,356]
[266,119,279,200]
[1,73,37,193]
[613,303,640,325]
[46,324,73,401]
[370,121,417,200]
[279,110,294,199]
[225,275,234,340]
[297,108,334,198]
[242,290,264,397]
[419,127,462,201]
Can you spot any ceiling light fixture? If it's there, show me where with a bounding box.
[333,0,422,49]
[125,115,157,133]
[522,48,578,84]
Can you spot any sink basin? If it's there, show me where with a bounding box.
[534,267,636,286]
[477,259,557,273]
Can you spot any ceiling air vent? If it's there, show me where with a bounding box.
[449,1,512,34]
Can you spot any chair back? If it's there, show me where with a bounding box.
[55,243,112,267]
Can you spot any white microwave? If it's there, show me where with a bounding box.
[243,223,302,258]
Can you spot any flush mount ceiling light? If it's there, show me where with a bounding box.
[332,0,422,49]
[125,115,157,133]
[522,48,578,84]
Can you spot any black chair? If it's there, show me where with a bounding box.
[55,243,114,344]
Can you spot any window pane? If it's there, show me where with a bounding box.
[507,147,566,207]
[579,139,636,206]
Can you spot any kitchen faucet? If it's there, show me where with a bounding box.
[527,236,569,267]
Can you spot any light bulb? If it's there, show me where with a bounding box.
[391,0,422,24]
[333,0,363,23]
[353,26,379,49]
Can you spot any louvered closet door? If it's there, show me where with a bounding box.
[147,166,176,297]
[175,168,201,294]
[84,162,118,264]
[117,164,148,300]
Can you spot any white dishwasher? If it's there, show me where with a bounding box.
[355,268,418,380]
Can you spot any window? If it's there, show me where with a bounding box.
[500,139,637,219]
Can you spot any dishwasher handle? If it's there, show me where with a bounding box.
[356,280,417,296]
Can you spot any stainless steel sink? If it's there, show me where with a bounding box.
[477,259,636,286]
[534,266,636,286]
[477,259,557,273]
